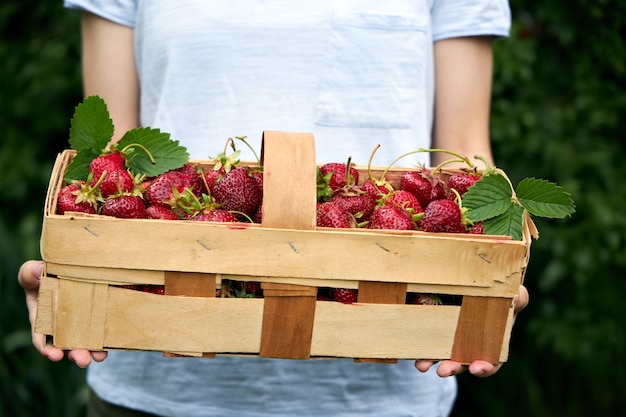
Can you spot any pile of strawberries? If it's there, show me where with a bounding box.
[57,151,263,223]
[315,161,484,235]
[56,146,482,306]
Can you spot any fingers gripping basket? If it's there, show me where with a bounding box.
[36,131,533,364]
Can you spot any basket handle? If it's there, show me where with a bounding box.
[260,130,317,230]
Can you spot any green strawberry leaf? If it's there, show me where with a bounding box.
[463,173,513,222]
[482,203,525,240]
[116,127,189,177]
[68,95,114,154]
[64,151,96,182]
[65,96,115,181]
[515,177,576,219]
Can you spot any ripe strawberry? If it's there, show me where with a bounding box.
[145,171,192,208]
[250,170,264,223]
[329,191,376,222]
[468,221,484,234]
[368,204,416,230]
[419,199,466,233]
[384,190,423,216]
[101,195,147,219]
[447,172,480,197]
[320,162,359,189]
[176,163,208,196]
[204,169,223,195]
[89,152,125,183]
[362,178,392,200]
[317,162,360,200]
[316,201,355,228]
[95,168,135,198]
[332,288,358,304]
[191,208,238,222]
[400,170,445,208]
[146,205,179,220]
[57,180,98,215]
[212,167,261,217]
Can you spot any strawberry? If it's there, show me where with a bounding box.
[57,180,99,215]
[204,169,223,195]
[468,221,484,234]
[95,168,135,198]
[329,191,376,222]
[418,199,466,233]
[332,288,358,304]
[400,170,446,208]
[320,162,359,189]
[101,195,147,219]
[362,178,392,200]
[176,163,208,197]
[368,204,416,230]
[146,205,179,220]
[145,171,192,208]
[317,162,360,200]
[212,167,261,217]
[384,190,423,216]
[250,170,264,223]
[447,172,480,197]
[191,208,238,222]
[89,152,125,183]
[316,201,355,228]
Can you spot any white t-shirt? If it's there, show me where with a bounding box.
[63,1,510,416]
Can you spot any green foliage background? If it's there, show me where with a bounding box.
[1,1,624,416]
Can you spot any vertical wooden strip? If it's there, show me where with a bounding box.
[358,281,407,304]
[164,271,216,297]
[260,131,317,230]
[354,281,408,363]
[259,283,317,359]
[55,279,108,350]
[35,275,59,336]
[164,271,216,358]
[451,296,512,364]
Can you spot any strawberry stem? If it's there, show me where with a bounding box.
[233,136,262,171]
[118,143,157,164]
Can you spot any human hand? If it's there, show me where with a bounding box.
[414,284,529,377]
[18,260,108,368]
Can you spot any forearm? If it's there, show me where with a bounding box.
[431,36,494,167]
[81,12,140,142]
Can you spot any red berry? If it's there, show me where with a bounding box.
[400,171,445,208]
[146,205,179,220]
[419,199,466,233]
[384,190,423,215]
[95,168,135,198]
[212,167,262,217]
[447,172,480,197]
[316,201,355,228]
[332,288,358,304]
[101,195,147,219]
[89,152,125,182]
[368,204,416,230]
[57,181,98,215]
[191,209,238,222]
[145,171,192,208]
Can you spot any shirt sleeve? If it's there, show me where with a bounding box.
[430,0,511,41]
[63,0,137,27]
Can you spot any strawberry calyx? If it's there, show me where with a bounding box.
[210,137,241,174]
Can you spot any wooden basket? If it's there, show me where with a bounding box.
[36,131,534,364]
